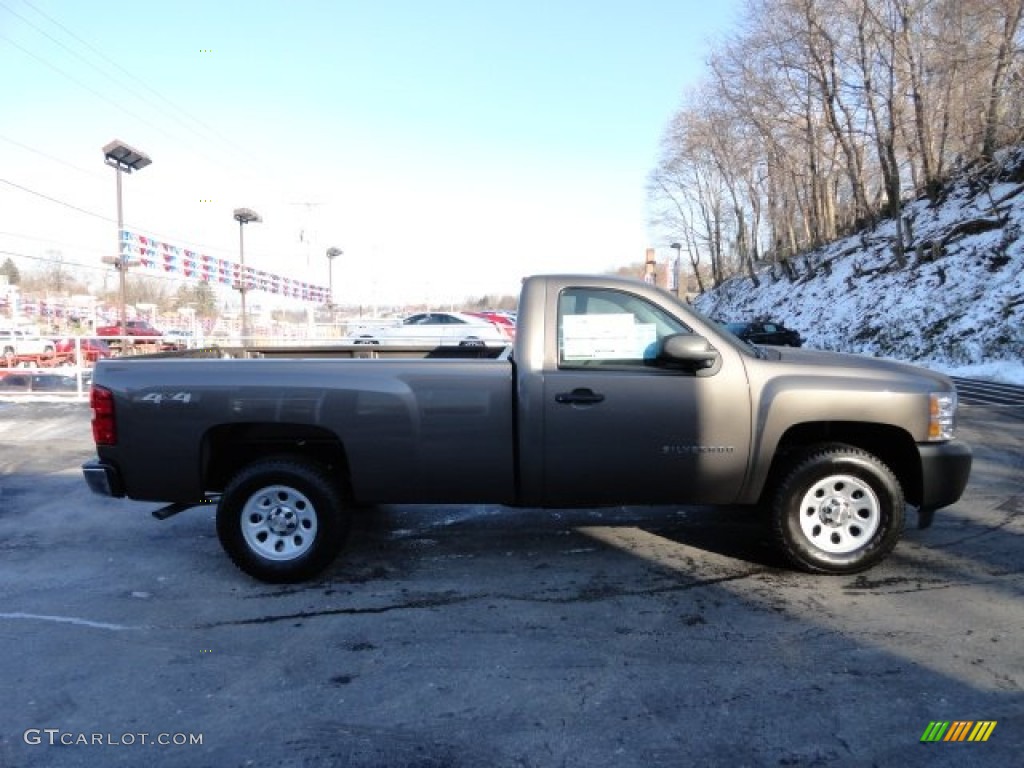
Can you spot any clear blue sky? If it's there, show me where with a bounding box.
[0,0,741,305]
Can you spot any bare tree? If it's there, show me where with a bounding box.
[981,0,1024,157]
[650,0,1024,286]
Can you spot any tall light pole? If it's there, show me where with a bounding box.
[325,247,342,308]
[102,140,151,339]
[670,242,682,298]
[233,208,262,343]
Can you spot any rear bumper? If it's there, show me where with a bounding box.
[918,440,972,512]
[82,459,125,498]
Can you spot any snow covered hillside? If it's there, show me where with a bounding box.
[693,149,1024,384]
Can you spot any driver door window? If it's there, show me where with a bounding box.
[557,287,690,370]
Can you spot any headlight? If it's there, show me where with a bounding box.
[928,391,957,441]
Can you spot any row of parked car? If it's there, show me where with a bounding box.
[344,312,805,350]
[4,312,803,374]
[0,332,114,364]
[2,319,191,368]
[343,312,806,350]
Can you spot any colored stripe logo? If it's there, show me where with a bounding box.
[921,721,997,742]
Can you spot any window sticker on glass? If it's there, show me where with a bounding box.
[562,314,657,360]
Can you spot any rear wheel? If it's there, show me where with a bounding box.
[772,444,904,574]
[217,457,349,583]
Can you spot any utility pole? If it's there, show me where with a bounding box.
[288,201,324,270]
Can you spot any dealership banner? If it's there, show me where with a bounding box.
[119,231,330,303]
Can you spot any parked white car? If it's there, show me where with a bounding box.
[0,328,56,358]
[352,312,511,347]
[162,329,196,347]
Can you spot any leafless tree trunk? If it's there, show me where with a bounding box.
[982,0,1024,157]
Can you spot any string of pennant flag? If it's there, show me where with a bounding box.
[120,230,331,303]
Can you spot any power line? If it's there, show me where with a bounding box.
[0,2,336,275]
[0,231,107,256]
[13,0,257,165]
[1,247,112,275]
[0,177,111,222]
[0,134,102,179]
[2,0,290,199]
[0,176,241,260]
[0,32,185,147]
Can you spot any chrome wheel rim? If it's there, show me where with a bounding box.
[798,474,881,554]
[241,484,318,561]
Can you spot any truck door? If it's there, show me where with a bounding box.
[540,286,752,506]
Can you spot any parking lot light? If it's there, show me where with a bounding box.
[233,208,262,344]
[102,140,152,339]
[326,247,342,308]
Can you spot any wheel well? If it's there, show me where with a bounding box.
[202,423,350,496]
[765,422,923,506]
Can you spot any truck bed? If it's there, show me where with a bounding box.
[92,353,518,505]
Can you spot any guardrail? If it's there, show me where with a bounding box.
[0,336,98,399]
[0,364,92,400]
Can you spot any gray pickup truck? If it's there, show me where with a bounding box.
[82,274,972,583]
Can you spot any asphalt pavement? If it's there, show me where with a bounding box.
[0,398,1021,767]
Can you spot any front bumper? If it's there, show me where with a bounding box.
[918,440,972,512]
[82,459,126,498]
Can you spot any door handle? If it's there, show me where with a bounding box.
[555,388,605,405]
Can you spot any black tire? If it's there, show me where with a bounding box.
[217,457,350,583]
[771,444,904,574]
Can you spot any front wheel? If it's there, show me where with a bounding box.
[217,457,350,583]
[772,444,904,574]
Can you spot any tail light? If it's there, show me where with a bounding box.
[90,385,117,445]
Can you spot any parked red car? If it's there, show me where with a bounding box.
[55,337,113,364]
[467,311,517,341]
[95,320,163,338]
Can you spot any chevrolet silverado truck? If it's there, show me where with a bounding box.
[82,274,972,583]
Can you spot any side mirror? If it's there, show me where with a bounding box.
[659,333,720,369]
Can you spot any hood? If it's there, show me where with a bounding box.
[766,347,955,392]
